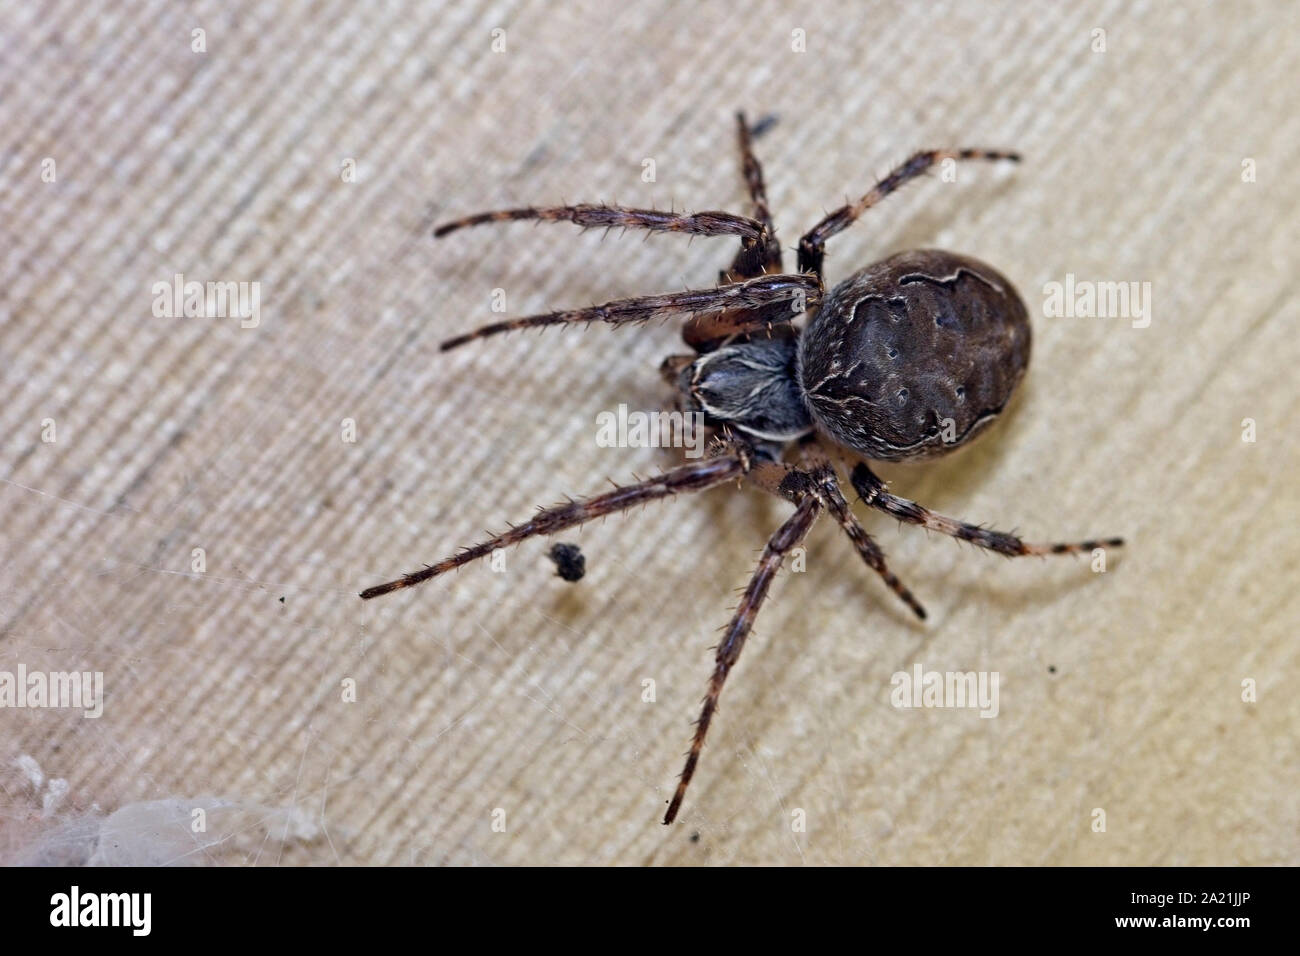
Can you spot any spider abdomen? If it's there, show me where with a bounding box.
[798,249,1031,461]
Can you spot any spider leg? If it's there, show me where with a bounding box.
[434,203,768,248]
[792,444,927,620]
[727,111,783,278]
[664,491,822,824]
[797,148,1020,277]
[850,462,1124,558]
[681,113,793,355]
[440,273,820,350]
[360,453,749,599]
[730,440,927,620]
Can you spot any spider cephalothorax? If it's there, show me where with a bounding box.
[362,113,1123,826]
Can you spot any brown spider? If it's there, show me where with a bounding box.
[361,112,1124,826]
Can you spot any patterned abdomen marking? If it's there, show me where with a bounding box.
[799,249,1031,461]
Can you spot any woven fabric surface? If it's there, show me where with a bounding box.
[1,0,1297,865]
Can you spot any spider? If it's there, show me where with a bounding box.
[361,112,1124,826]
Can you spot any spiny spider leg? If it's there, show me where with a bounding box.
[793,449,927,620]
[434,203,768,248]
[737,439,927,620]
[797,148,1021,276]
[728,111,783,278]
[850,463,1124,558]
[735,112,776,237]
[683,113,792,353]
[360,453,747,600]
[664,492,823,825]
[440,272,821,351]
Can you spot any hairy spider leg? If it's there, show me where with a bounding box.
[797,149,1021,278]
[732,439,928,621]
[438,273,820,350]
[665,492,822,824]
[359,454,748,599]
[793,442,927,620]
[678,113,794,354]
[727,111,783,278]
[850,463,1124,558]
[435,203,767,245]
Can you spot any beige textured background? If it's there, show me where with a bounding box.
[1,0,1297,866]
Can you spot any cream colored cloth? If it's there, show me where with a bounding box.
[1,0,1296,865]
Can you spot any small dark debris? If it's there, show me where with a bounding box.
[1048,665,1056,674]
[279,596,286,604]
[547,542,586,582]
[690,831,700,844]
